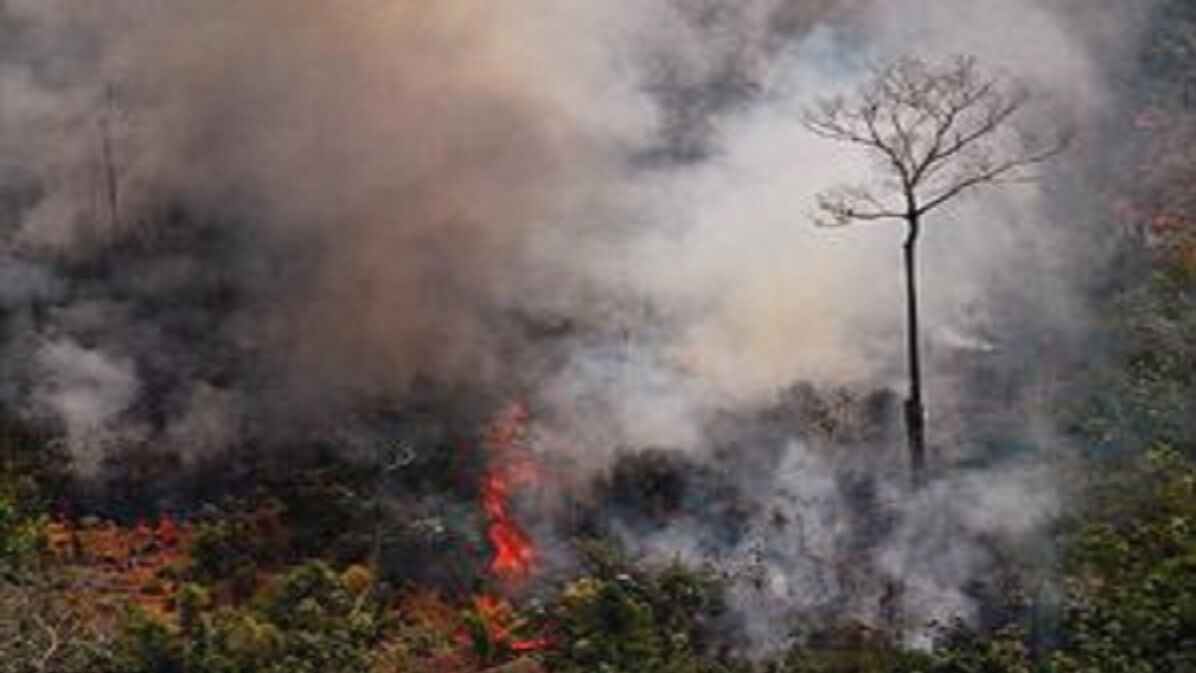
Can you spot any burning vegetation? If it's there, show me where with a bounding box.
[480,401,538,585]
[475,401,552,657]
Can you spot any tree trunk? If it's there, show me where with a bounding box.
[100,83,121,234]
[903,214,926,487]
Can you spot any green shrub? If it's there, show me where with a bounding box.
[544,548,742,673]
[0,487,42,576]
[1050,448,1196,672]
[110,609,183,673]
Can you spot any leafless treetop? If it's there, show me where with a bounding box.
[802,56,1070,226]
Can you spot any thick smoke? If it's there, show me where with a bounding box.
[0,0,1155,652]
[0,0,657,449]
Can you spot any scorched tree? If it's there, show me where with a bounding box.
[802,55,1068,485]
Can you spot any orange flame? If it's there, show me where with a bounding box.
[472,401,552,654]
[480,400,537,582]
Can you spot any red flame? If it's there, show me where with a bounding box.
[480,400,537,582]
[472,401,552,654]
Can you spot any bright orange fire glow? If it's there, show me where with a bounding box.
[472,400,552,654]
[480,400,538,582]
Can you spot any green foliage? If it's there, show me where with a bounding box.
[184,608,285,673]
[1049,448,1196,673]
[772,622,1032,673]
[776,649,932,673]
[255,561,354,629]
[185,561,379,673]
[1077,271,1196,453]
[186,499,286,588]
[267,467,373,565]
[921,625,1036,673]
[544,547,742,673]
[0,487,43,576]
[97,561,383,673]
[1141,0,1196,108]
[110,609,183,673]
[177,583,210,638]
[14,559,386,673]
[0,419,50,579]
[187,520,254,585]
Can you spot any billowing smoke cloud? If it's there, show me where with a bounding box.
[0,0,1156,652]
[0,0,662,450]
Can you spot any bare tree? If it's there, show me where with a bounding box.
[802,56,1068,486]
[97,82,122,236]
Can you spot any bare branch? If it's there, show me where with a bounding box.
[33,612,60,673]
[917,133,1071,215]
[803,55,1067,228]
[812,184,907,227]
